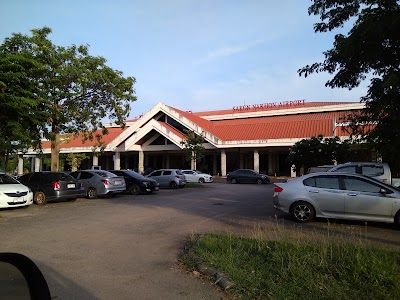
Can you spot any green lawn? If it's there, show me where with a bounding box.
[184,232,400,300]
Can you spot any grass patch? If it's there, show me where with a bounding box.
[184,229,400,300]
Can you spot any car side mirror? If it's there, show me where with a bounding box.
[0,253,51,300]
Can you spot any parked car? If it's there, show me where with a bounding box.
[181,170,213,183]
[70,170,126,199]
[307,165,335,173]
[18,172,85,205]
[273,172,400,225]
[109,169,159,195]
[226,169,270,184]
[0,173,33,208]
[327,162,392,184]
[146,169,186,188]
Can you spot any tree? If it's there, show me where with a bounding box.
[66,153,88,171]
[298,1,400,173]
[0,27,137,171]
[0,51,48,171]
[180,130,205,168]
[286,135,350,174]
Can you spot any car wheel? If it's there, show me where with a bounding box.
[87,187,98,199]
[231,178,237,184]
[34,191,47,205]
[129,184,141,195]
[291,202,315,223]
[256,179,263,184]
[169,181,178,189]
[199,178,205,183]
[395,211,400,226]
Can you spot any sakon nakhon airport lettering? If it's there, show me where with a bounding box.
[233,99,306,112]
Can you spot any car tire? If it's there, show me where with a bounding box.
[395,211,400,226]
[34,191,47,205]
[169,182,178,189]
[129,184,141,195]
[199,178,205,183]
[291,201,315,223]
[256,179,263,184]
[87,187,97,199]
[231,178,237,184]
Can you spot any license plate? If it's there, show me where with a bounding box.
[67,183,75,189]
[14,197,23,203]
[115,180,122,185]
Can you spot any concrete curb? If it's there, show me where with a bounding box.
[181,236,234,291]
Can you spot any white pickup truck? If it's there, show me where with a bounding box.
[327,162,400,188]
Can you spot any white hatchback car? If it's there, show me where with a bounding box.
[181,170,213,183]
[0,173,33,208]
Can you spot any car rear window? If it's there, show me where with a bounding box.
[303,176,340,189]
[176,170,183,175]
[49,173,75,181]
[94,171,116,177]
[163,171,172,175]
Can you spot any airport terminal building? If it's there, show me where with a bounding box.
[21,100,365,176]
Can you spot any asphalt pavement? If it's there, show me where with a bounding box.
[0,182,399,299]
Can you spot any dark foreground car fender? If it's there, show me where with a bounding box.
[0,252,51,300]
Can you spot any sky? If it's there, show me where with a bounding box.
[0,0,368,120]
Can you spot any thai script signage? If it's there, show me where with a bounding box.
[233,99,305,112]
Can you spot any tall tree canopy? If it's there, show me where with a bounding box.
[298,1,400,171]
[286,135,350,174]
[0,51,48,171]
[0,27,137,171]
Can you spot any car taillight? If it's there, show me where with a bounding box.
[52,181,60,189]
[274,186,283,193]
[101,179,109,185]
[176,176,181,179]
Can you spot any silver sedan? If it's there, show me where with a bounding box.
[273,172,400,224]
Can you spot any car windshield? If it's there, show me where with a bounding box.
[124,170,145,179]
[195,170,203,174]
[0,174,19,184]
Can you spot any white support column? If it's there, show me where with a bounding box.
[34,157,41,172]
[221,149,226,176]
[191,159,196,170]
[92,155,98,167]
[253,149,259,173]
[18,155,24,176]
[114,152,121,170]
[138,150,144,174]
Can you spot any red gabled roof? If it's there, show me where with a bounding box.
[169,106,356,141]
[193,101,357,117]
[158,121,185,139]
[41,127,127,149]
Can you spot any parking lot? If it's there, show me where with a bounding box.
[1,182,400,299]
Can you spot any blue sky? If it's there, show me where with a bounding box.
[0,0,368,120]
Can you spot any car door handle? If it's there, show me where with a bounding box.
[308,190,319,193]
[347,193,358,196]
